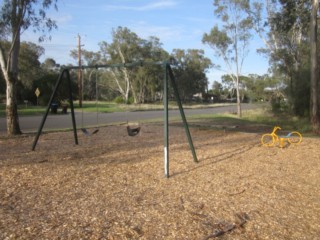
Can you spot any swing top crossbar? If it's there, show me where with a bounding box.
[64,60,167,71]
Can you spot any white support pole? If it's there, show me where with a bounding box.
[164,63,169,178]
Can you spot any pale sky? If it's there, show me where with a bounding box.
[20,0,270,85]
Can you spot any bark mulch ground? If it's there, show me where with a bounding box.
[0,123,319,239]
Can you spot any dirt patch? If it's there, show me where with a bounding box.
[0,124,319,239]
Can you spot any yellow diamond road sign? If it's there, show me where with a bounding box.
[35,88,40,97]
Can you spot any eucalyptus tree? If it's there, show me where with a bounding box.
[70,49,102,100]
[211,81,223,95]
[41,58,59,70]
[203,0,253,117]
[260,0,319,133]
[98,27,143,103]
[0,0,58,135]
[70,49,102,66]
[310,0,319,133]
[171,49,211,101]
[19,42,44,89]
[243,74,278,102]
[130,36,169,103]
[249,1,315,119]
[99,27,169,103]
[0,41,45,104]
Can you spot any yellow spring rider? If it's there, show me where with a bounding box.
[261,126,302,148]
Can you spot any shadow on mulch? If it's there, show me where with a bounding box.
[173,117,271,134]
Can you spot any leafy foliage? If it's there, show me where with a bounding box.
[171,49,212,101]
[251,0,313,117]
[0,0,58,135]
[72,27,211,104]
[203,0,253,117]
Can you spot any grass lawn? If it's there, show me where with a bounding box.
[0,102,314,134]
[0,101,228,116]
[0,101,129,117]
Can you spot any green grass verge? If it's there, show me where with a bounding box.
[0,101,220,117]
[0,102,314,135]
[0,104,47,117]
[241,108,311,132]
[0,101,135,117]
[79,102,122,113]
[182,107,312,134]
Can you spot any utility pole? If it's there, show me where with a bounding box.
[77,34,84,107]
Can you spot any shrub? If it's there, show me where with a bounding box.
[127,97,134,104]
[113,96,125,104]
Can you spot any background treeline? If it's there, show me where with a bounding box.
[0,26,284,108]
[1,0,319,120]
[0,27,213,106]
[0,26,288,108]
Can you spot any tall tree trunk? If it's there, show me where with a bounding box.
[235,39,242,118]
[1,0,57,135]
[310,0,320,133]
[0,31,22,135]
[117,44,131,103]
[6,76,21,135]
[7,29,22,135]
[236,76,242,118]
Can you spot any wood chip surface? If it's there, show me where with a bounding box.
[0,123,319,239]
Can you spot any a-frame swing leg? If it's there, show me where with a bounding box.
[163,63,199,178]
[166,64,199,163]
[164,63,169,178]
[66,70,78,145]
[32,69,78,151]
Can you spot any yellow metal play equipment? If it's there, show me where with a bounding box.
[261,126,302,148]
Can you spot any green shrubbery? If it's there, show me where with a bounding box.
[113,96,134,104]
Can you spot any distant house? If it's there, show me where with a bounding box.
[264,84,287,101]
[192,92,219,103]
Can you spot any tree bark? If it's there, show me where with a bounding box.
[6,28,22,135]
[310,0,320,133]
[1,0,57,135]
[236,77,242,118]
[117,44,130,103]
[0,34,22,136]
[6,77,22,135]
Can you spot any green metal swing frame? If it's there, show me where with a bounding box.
[31,60,198,178]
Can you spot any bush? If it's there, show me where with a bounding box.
[113,96,134,104]
[271,98,280,113]
[271,97,287,114]
[128,97,134,104]
[113,96,125,104]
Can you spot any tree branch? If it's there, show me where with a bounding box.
[0,44,9,82]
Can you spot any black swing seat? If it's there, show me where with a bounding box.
[91,129,99,135]
[81,128,99,136]
[127,126,141,137]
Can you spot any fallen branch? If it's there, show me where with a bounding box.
[228,189,246,196]
[203,212,249,239]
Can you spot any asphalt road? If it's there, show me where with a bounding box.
[0,104,259,134]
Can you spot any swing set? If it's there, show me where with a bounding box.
[80,67,141,137]
[31,60,198,178]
